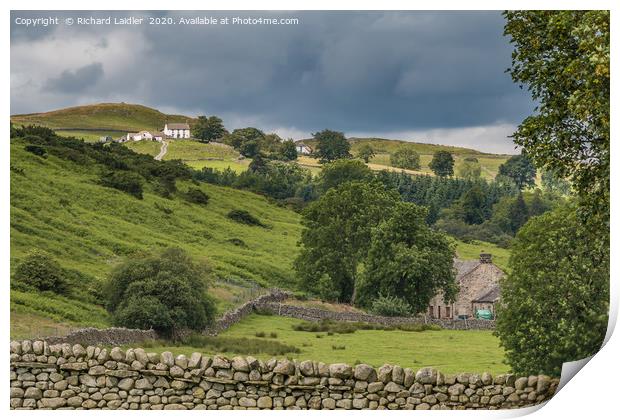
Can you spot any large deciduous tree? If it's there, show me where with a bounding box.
[313,129,351,163]
[192,116,227,143]
[390,147,421,170]
[356,144,376,163]
[496,153,536,190]
[295,182,399,303]
[317,159,373,192]
[504,10,609,223]
[429,151,454,177]
[495,205,609,376]
[356,203,457,314]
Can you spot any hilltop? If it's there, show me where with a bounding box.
[11,103,196,140]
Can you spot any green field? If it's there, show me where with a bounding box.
[10,140,303,331]
[138,314,509,375]
[11,103,194,132]
[453,239,510,272]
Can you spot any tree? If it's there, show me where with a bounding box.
[507,193,529,234]
[541,169,571,195]
[495,204,609,376]
[390,147,421,170]
[496,153,536,190]
[239,139,260,158]
[105,248,216,337]
[504,11,609,223]
[248,154,268,174]
[224,127,265,152]
[457,158,482,180]
[191,116,227,142]
[453,186,487,225]
[356,144,375,163]
[295,182,400,303]
[280,140,298,161]
[13,250,69,295]
[356,203,457,313]
[317,159,373,192]
[429,151,454,177]
[313,129,351,163]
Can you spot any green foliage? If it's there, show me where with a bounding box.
[496,153,536,190]
[317,159,373,192]
[279,140,298,161]
[227,209,265,227]
[541,169,571,195]
[291,318,441,334]
[183,187,210,205]
[429,151,455,177]
[356,144,376,163]
[313,129,351,163]
[370,294,413,317]
[192,115,227,142]
[248,154,268,174]
[295,182,400,303]
[239,140,260,158]
[390,147,421,170]
[495,205,609,376]
[13,250,69,295]
[169,333,300,355]
[504,11,609,223]
[24,144,47,158]
[457,158,482,180]
[99,170,144,199]
[356,203,457,314]
[105,247,217,337]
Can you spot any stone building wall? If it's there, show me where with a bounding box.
[9,340,558,410]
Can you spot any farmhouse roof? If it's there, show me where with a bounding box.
[166,123,190,130]
[473,285,501,303]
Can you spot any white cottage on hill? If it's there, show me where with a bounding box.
[163,123,191,139]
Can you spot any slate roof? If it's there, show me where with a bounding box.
[473,285,501,303]
[166,123,190,130]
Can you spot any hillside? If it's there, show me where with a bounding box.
[11,103,196,140]
[10,137,302,337]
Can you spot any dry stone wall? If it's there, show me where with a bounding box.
[10,340,558,410]
[256,302,495,330]
[43,327,158,346]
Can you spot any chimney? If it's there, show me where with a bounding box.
[479,253,492,264]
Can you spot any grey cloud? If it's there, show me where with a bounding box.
[12,11,534,153]
[44,62,104,93]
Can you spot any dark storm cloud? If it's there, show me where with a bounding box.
[11,11,534,152]
[44,62,104,93]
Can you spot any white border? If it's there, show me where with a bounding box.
[3,1,618,419]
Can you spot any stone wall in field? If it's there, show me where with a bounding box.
[255,302,495,330]
[10,340,558,410]
[43,327,159,347]
[204,289,292,335]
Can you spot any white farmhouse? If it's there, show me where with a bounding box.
[163,123,191,139]
[295,143,313,155]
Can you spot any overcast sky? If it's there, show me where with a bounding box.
[10,11,534,153]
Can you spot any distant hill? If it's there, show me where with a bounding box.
[11,103,196,133]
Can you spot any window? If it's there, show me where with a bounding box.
[446,306,451,319]
[429,305,434,318]
[438,306,442,318]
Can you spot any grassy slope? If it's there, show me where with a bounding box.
[11,103,196,134]
[10,141,303,332]
[141,314,509,374]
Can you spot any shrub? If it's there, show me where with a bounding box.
[254,306,274,316]
[105,247,217,337]
[184,187,210,205]
[269,332,278,338]
[13,250,69,295]
[154,202,173,215]
[227,209,265,227]
[332,344,346,350]
[226,238,247,248]
[255,331,266,338]
[24,144,47,158]
[99,170,144,199]
[370,294,413,317]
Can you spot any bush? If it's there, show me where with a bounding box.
[99,170,144,199]
[184,187,210,205]
[105,248,217,337]
[227,209,265,227]
[179,334,300,355]
[13,250,69,295]
[370,294,413,317]
[226,238,247,248]
[24,144,47,158]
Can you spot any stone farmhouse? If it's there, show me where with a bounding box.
[428,253,504,320]
[126,130,165,142]
[163,123,191,139]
